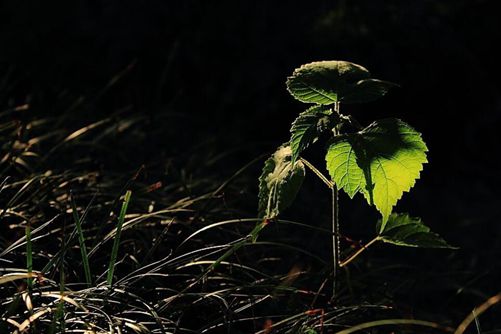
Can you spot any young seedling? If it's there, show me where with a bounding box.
[257,60,455,295]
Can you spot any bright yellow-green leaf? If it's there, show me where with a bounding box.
[326,118,428,230]
[325,138,365,198]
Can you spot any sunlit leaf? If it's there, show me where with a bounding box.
[378,213,456,248]
[258,145,305,219]
[325,136,364,198]
[326,118,427,230]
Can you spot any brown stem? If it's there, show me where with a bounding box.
[340,237,379,268]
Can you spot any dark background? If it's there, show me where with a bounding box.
[1,0,500,323]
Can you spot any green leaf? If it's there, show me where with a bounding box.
[325,136,365,198]
[286,60,397,105]
[258,145,305,219]
[378,213,456,248]
[303,329,319,334]
[326,118,428,230]
[290,105,334,163]
[341,79,398,104]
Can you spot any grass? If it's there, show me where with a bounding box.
[25,222,32,291]
[107,189,132,286]
[0,104,500,333]
[70,192,92,287]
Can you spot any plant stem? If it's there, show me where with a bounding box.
[300,158,333,188]
[339,237,379,268]
[331,184,339,297]
[331,101,341,298]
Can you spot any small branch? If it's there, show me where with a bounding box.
[339,237,379,268]
[300,158,333,189]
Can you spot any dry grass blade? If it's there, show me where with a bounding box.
[0,176,41,221]
[0,215,59,257]
[88,208,189,257]
[335,319,454,334]
[41,291,89,312]
[178,218,259,248]
[0,272,38,285]
[14,307,52,332]
[25,222,33,290]
[455,292,501,334]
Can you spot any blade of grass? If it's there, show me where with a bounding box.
[336,319,453,334]
[16,307,52,332]
[70,192,92,286]
[49,222,67,334]
[89,165,143,253]
[107,190,132,286]
[1,215,59,258]
[0,176,40,221]
[179,220,269,293]
[42,194,96,275]
[0,273,37,285]
[25,222,33,290]
[455,292,501,334]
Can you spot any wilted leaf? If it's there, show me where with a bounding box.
[258,145,305,219]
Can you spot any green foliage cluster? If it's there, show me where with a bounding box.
[258,60,453,252]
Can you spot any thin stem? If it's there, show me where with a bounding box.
[331,185,339,296]
[339,237,379,268]
[300,158,333,189]
[331,101,341,298]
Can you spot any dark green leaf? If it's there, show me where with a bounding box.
[258,145,305,219]
[290,105,334,163]
[378,213,456,248]
[342,79,398,104]
[286,61,396,105]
